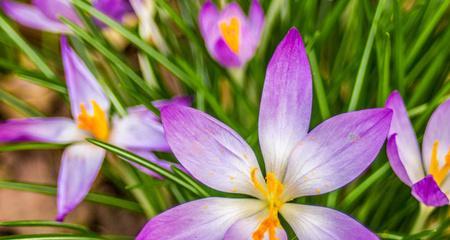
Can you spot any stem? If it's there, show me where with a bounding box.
[411,204,434,234]
[106,156,156,218]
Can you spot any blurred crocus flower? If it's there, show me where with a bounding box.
[130,0,169,54]
[1,0,133,33]
[198,0,264,68]
[137,28,391,240]
[386,92,450,207]
[0,37,190,221]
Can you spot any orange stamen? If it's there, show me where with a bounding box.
[429,140,450,185]
[77,100,109,141]
[251,168,284,240]
[219,17,240,54]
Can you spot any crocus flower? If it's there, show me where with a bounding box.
[0,37,190,221]
[198,0,264,68]
[386,91,450,206]
[1,0,133,33]
[137,28,392,240]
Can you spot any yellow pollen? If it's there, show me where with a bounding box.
[219,17,240,54]
[429,140,450,185]
[250,168,284,240]
[77,100,109,141]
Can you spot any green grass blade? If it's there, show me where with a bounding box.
[87,138,206,197]
[0,88,45,117]
[0,142,67,152]
[0,220,92,234]
[0,13,55,79]
[348,0,385,111]
[0,180,143,213]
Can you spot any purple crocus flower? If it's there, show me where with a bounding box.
[385,91,450,207]
[198,0,264,68]
[0,37,190,221]
[137,28,391,240]
[1,0,133,33]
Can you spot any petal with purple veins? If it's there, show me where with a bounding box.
[282,108,392,200]
[259,28,312,180]
[161,105,264,198]
[280,203,379,240]
[136,197,265,240]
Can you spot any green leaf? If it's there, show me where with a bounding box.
[0,13,55,79]
[0,220,92,234]
[0,180,143,213]
[0,142,67,152]
[87,138,208,197]
[0,88,45,117]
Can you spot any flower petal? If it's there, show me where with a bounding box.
[386,134,413,186]
[161,105,264,198]
[57,143,105,221]
[258,28,312,180]
[385,91,424,183]
[0,118,84,143]
[280,203,378,240]
[213,38,241,67]
[239,0,264,61]
[136,197,265,240]
[1,0,70,33]
[33,0,81,25]
[61,36,110,119]
[152,96,193,110]
[282,108,392,200]
[224,210,287,240]
[422,99,450,173]
[110,106,169,151]
[92,0,133,27]
[198,0,220,46]
[411,175,449,207]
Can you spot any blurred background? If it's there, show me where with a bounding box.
[0,0,449,239]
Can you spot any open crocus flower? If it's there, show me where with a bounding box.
[0,37,190,221]
[137,28,392,240]
[386,91,450,206]
[1,0,133,33]
[198,0,264,68]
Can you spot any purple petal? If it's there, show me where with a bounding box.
[110,107,169,151]
[386,134,413,186]
[136,197,265,240]
[422,99,450,174]
[280,203,379,240]
[411,175,449,207]
[32,0,81,25]
[258,28,312,180]
[152,96,193,110]
[61,36,110,119]
[0,118,84,143]
[57,143,105,221]
[219,2,246,24]
[198,0,220,46]
[239,0,264,62]
[161,105,265,198]
[224,210,287,240]
[385,91,424,183]
[1,0,70,33]
[92,0,133,28]
[282,108,392,200]
[213,38,241,67]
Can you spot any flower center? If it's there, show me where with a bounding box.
[77,100,109,141]
[429,140,450,185]
[219,17,240,54]
[250,168,284,240]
